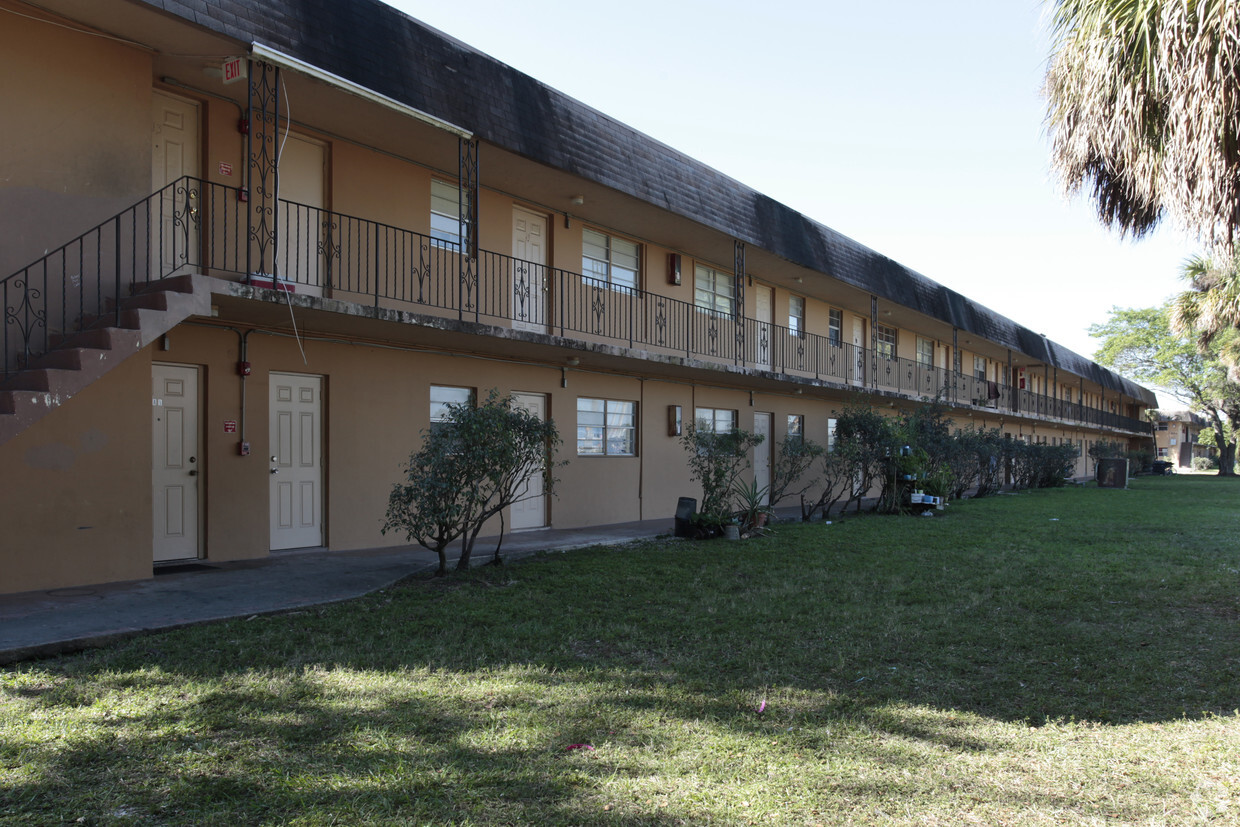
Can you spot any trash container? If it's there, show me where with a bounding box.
[1096,457,1128,489]
[674,496,696,538]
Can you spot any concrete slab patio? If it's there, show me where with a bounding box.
[0,518,673,665]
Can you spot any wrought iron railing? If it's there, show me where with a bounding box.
[1,176,1153,436]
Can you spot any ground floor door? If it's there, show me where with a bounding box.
[512,208,548,333]
[152,363,201,562]
[270,373,324,550]
[510,392,548,529]
[754,411,772,505]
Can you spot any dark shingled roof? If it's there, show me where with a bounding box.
[138,0,1155,404]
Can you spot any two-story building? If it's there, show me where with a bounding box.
[0,0,1156,595]
[1154,412,1213,468]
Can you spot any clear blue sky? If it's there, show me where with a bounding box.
[389,0,1194,404]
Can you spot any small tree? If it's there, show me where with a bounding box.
[383,390,561,575]
[833,405,897,514]
[801,447,853,521]
[767,436,824,511]
[681,424,763,533]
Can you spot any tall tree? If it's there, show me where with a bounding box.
[1044,0,1240,249]
[1090,304,1240,473]
[1170,253,1240,379]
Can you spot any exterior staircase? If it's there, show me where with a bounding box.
[0,274,215,448]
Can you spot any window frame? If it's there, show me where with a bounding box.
[694,407,738,434]
[875,323,897,360]
[430,179,468,249]
[974,354,986,381]
[429,385,475,441]
[582,227,640,292]
[788,295,806,336]
[916,336,934,367]
[827,307,843,347]
[694,263,736,316]
[576,397,638,457]
[786,414,804,446]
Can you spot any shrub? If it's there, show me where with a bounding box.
[681,425,764,532]
[383,390,562,575]
[1193,455,1218,471]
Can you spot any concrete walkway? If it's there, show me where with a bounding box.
[0,518,672,665]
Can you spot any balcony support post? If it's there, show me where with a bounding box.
[246,59,280,282]
[870,295,878,391]
[458,137,479,322]
[952,327,959,403]
[734,240,746,366]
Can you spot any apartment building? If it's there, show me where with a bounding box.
[1154,412,1213,468]
[0,0,1156,594]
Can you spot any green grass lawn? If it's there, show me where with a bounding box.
[3,476,1240,825]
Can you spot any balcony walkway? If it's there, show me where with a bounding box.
[2,176,1152,435]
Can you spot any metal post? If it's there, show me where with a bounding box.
[114,221,122,327]
[458,137,478,322]
[870,295,878,390]
[952,327,959,402]
[734,240,746,365]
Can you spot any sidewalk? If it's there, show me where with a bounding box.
[0,518,672,665]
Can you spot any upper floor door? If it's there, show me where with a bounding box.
[151,90,200,278]
[512,208,548,332]
[754,286,773,370]
[275,133,328,296]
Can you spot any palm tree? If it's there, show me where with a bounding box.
[1044,0,1240,250]
[1171,253,1240,378]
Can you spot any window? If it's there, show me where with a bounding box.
[583,228,639,290]
[787,414,804,445]
[695,407,737,434]
[827,308,842,346]
[430,385,474,439]
[974,355,986,380]
[876,324,897,360]
[694,264,735,315]
[1156,422,1168,431]
[577,398,636,456]
[916,337,934,366]
[788,296,805,335]
[826,417,838,451]
[430,179,468,248]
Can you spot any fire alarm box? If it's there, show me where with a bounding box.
[1018,368,1026,389]
[238,361,251,376]
[668,253,682,286]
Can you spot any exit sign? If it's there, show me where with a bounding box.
[223,56,246,85]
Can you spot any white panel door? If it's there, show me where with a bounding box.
[754,286,773,370]
[512,208,548,333]
[275,133,328,296]
[754,412,772,506]
[510,392,547,529]
[152,364,200,562]
[270,373,324,550]
[151,91,200,278]
[852,316,866,385]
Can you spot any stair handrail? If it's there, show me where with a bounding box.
[2,176,208,379]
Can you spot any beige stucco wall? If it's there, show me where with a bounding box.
[0,348,153,594]
[0,9,153,277]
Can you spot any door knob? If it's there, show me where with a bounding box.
[188,469,198,476]
[270,468,279,475]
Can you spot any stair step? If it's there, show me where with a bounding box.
[1,274,215,447]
